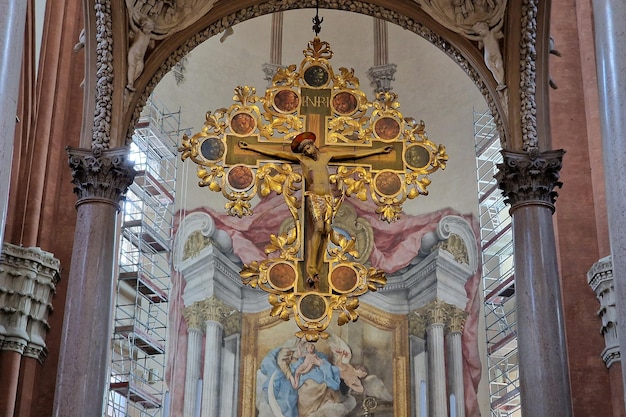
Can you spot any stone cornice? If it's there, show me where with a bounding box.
[496,149,564,212]
[67,146,136,209]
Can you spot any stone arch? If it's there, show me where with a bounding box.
[113,1,510,149]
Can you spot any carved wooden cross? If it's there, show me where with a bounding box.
[179,37,447,340]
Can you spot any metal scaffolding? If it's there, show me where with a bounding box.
[474,110,520,417]
[105,97,179,417]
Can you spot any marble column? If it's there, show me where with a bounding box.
[52,147,134,417]
[496,149,573,417]
[201,297,229,417]
[446,306,467,417]
[183,302,205,417]
[417,299,448,417]
[0,0,28,247]
[592,0,626,401]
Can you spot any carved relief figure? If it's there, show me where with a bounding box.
[125,0,219,90]
[419,0,508,88]
[471,21,505,89]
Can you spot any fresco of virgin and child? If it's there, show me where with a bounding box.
[256,335,392,417]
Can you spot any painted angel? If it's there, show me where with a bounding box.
[328,335,393,402]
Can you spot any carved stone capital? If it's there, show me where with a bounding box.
[414,298,449,327]
[588,256,620,368]
[0,244,61,361]
[445,305,468,333]
[182,302,205,331]
[199,296,237,324]
[67,147,136,210]
[496,149,564,212]
[409,312,427,337]
[184,297,239,331]
[262,63,283,87]
[367,63,397,94]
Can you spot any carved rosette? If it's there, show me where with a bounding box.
[495,149,564,212]
[67,147,136,209]
[0,244,61,361]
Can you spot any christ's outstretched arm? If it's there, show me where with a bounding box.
[238,141,299,163]
[328,145,393,162]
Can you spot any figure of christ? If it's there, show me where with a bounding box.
[238,132,392,287]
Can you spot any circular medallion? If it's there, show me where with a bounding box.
[227,165,254,191]
[374,117,400,140]
[404,144,431,170]
[332,92,358,115]
[274,90,300,113]
[200,137,225,161]
[231,113,255,135]
[330,265,358,293]
[374,171,402,197]
[268,262,296,291]
[304,65,329,87]
[299,293,327,320]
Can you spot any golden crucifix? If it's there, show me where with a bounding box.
[178,37,448,340]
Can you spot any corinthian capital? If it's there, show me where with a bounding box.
[183,302,205,331]
[446,306,468,333]
[496,149,565,212]
[414,298,449,327]
[67,147,135,209]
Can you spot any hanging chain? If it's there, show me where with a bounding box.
[312,0,323,36]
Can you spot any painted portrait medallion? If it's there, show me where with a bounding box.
[231,112,256,135]
[374,117,401,140]
[303,65,329,87]
[200,137,225,161]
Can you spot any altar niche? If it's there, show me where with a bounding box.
[178,37,448,341]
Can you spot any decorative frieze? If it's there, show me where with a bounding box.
[496,149,564,212]
[67,147,136,209]
[588,256,620,368]
[0,243,61,361]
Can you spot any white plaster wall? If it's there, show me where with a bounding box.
[153,9,486,217]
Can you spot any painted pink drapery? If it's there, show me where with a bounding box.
[166,195,482,417]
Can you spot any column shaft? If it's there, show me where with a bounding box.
[592,0,626,402]
[427,323,447,417]
[201,321,223,417]
[0,0,28,247]
[447,331,465,417]
[184,328,203,417]
[52,202,118,416]
[0,351,21,416]
[514,205,572,416]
